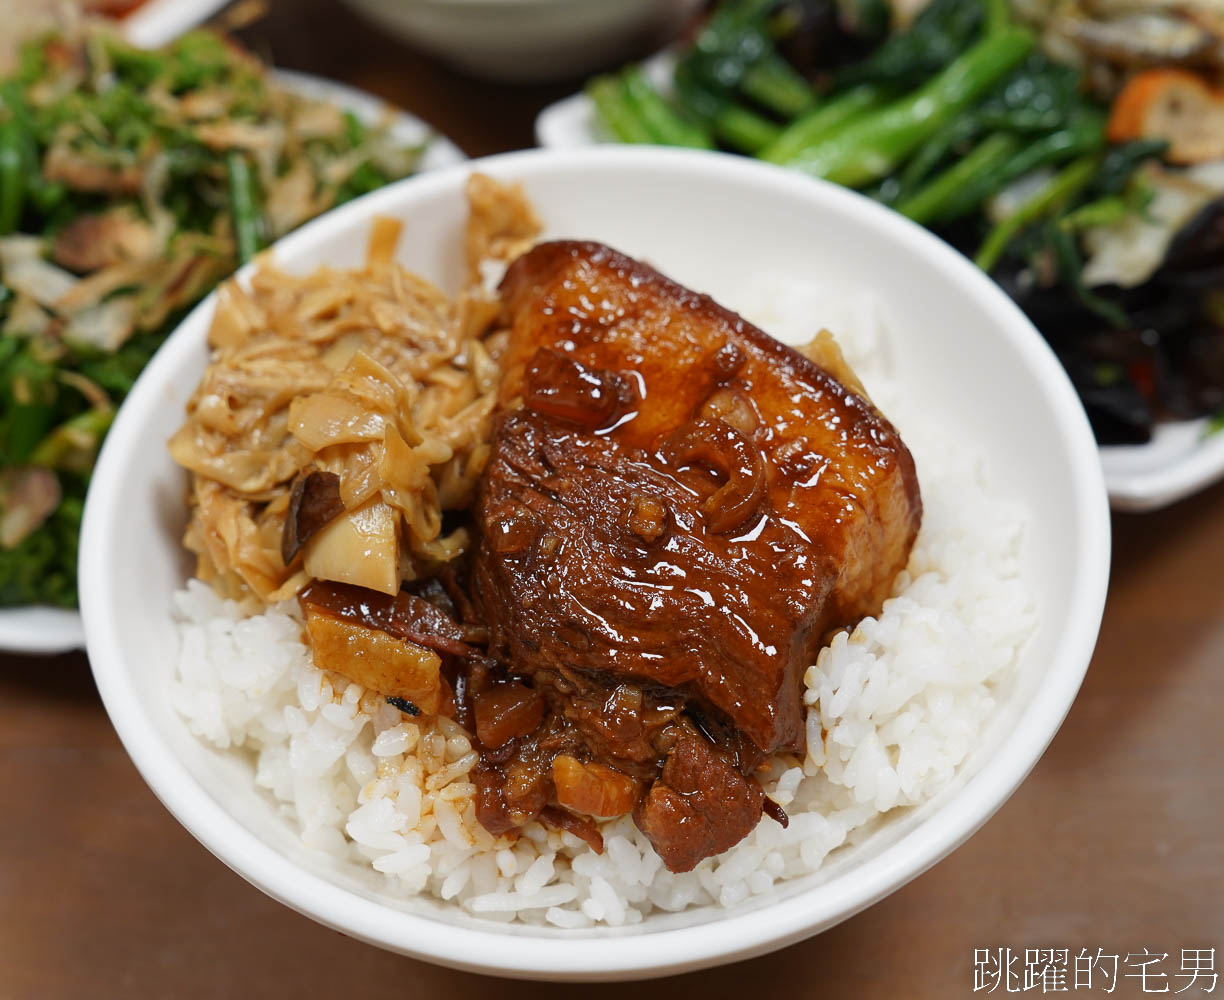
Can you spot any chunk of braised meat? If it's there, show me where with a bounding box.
[474,681,545,748]
[485,240,921,756]
[533,671,687,777]
[634,731,767,874]
[475,409,822,756]
[302,602,443,713]
[473,713,579,835]
[466,241,921,871]
[298,578,489,720]
[299,579,480,658]
[552,754,641,818]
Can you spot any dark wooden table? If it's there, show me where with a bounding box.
[3,2,1222,996]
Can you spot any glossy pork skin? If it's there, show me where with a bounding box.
[472,241,921,869]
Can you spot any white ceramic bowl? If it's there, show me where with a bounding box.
[339,0,702,82]
[0,73,466,656]
[80,147,1110,980]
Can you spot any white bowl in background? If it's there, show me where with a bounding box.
[535,77,1224,512]
[0,73,465,656]
[80,147,1110,980]
[339,0,703,83]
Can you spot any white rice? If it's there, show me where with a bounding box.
[170,280,1035,927]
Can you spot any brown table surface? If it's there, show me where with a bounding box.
[3,2,1223,996]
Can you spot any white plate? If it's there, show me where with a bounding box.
[535,51,672,150]
[267,71,467,172]
[1100,418,1224,512]
[535,82,1224,513]
[0,73,465,656]
[117,0,231,46]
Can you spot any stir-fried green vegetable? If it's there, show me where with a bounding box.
[975,155,1101,272]
[834,0,984,88]
[622,66,714,149]
[225,150,264,265]
[761,84,891,164]
[896,131,1022,225]
[0,25,426,608]
[0,115,25,234]
[589,0,1224,445]
[782,26,1035,186]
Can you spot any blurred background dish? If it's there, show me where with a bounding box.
[338,0,705,83]
[1100,420,1224,512]
[0,23,462,651]
[0,603,84,655]
[535,0,1224,511]
[0,0,231,58]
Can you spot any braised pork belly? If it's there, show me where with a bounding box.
[467,241,922,871]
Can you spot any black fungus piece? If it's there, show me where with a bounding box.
[386,696,421,717]
[1063,356,1154,445]
[1165,199,1224,283]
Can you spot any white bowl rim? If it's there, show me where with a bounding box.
[80,146,1111,980]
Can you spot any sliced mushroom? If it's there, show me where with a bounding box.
[0,236,78,308]
[1082,163,1224,288]
[43,143,145,195]
[60,297,138,353]
[281,469,344,565]
[1054,9,1221,68]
